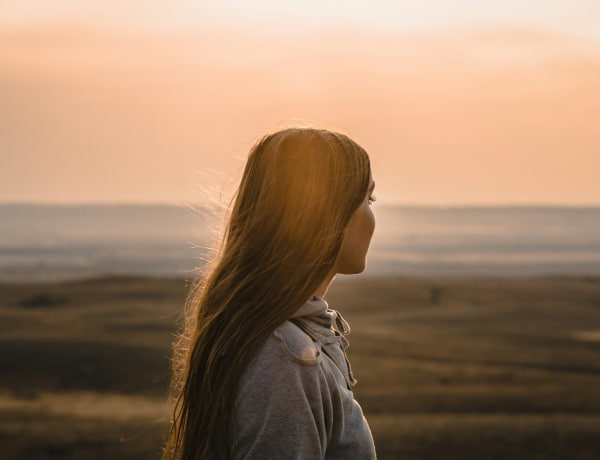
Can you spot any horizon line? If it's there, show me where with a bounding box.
[1,201,599,209]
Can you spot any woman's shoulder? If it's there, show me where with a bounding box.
[237,321,324,400]
[269,320,322,366]
[242,320,322,374]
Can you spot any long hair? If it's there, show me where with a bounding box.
[163,127,371,459]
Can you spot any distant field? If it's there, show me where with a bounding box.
[1,275,599,459]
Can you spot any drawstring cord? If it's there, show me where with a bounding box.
[331,309,351,336]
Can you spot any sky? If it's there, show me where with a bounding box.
[1,0,599,205]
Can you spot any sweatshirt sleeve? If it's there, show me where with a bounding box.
[232,326,331,460]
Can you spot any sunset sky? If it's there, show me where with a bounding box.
[1,1,599,205]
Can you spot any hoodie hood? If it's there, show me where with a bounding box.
[291,296,351,337]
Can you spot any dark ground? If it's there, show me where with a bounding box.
[1,275,599,459]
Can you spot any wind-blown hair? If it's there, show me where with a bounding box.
[163,127,371,459]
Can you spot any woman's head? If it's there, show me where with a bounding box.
[164,127,373,460]
[227,127,373,284]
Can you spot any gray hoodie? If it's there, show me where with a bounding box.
[232,296,377,459]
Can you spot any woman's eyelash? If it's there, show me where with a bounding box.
[368,195,376,203]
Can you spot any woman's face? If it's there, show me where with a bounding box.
[334,177,376,275]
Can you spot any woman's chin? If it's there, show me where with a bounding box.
[338,260,367,275]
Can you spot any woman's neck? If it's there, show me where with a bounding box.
[314,271,336,299]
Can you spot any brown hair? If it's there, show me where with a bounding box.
[163,127,371,459]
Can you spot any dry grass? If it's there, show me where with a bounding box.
[1,275,599,459]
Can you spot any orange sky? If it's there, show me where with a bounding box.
[1,2,599,205]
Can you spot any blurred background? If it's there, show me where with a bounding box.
[1,1,599,459]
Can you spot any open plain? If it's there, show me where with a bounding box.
[1,275,599,459]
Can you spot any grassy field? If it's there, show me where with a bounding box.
[0,275,599,459]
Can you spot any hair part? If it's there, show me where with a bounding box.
[163,127,371,459]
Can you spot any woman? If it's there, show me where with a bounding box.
[164,127,377,459]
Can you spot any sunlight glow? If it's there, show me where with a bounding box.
[1,0,600,40]
[1,0,599,204]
